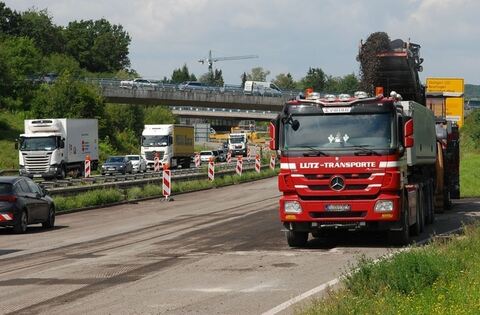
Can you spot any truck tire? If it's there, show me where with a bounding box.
[57,165,66,180]
[286,231,308,248]
[388,196,410,246]
[410,189,423,236]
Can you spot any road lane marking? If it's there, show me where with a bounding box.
[262,226,464,315]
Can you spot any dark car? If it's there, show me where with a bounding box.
[101,156,133,175]
[0,176,55,233]
[215,149,227,162]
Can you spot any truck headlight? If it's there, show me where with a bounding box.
[374,200,394,212]
[284,201,302,214]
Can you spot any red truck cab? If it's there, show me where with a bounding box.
[270,92,436,247]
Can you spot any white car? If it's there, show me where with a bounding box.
[200,151,216,163]
[126,155,147,173]
[120,78,157,90]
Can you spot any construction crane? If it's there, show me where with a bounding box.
[198,50,258,71]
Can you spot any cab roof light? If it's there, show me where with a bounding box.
[338,94,351,101]
[325,94,336,101]
[354,91,369,99]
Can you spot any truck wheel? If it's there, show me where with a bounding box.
[13,210,28,234]
[286,231,308,248]
[410,188,424,236]
[57,165,66,180]
[388,197,409,246]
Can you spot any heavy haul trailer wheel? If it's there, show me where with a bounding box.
[410,185,424,236]
[286,230,308,248]
[388,195,410,246]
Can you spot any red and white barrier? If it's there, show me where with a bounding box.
[255,154,261,173]
[270,155,276,170]
[226,151,232,164]
[247,146,251,161]
[0,213,13,221]
[236,155,243,176]
[208,160,215,181]
[162,168,171,199]
[154,156,161,172]
[194,153,200,167]
[84,157,91,178]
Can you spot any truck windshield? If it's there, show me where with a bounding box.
[283,113,393,151]
[142,136,169,147]
[20,136,57,151]
[229,136,245,144]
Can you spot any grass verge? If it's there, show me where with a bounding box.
[299,224,480,315]
[53,168,279,212]
[460,151,480,197]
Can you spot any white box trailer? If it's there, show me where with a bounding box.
[18,119,99,178]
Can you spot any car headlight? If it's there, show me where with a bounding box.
[119,165,124,168]
[374,200,394,212]
[284,201,302,214]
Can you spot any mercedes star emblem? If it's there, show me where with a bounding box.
[330,176,345,191]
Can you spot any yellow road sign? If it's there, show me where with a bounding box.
[426,78,464,93]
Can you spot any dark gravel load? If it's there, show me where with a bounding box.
[357,32,391,94]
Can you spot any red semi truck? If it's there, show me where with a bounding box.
[269,91,459,247]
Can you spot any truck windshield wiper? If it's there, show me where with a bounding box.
[346,145,381,156]
[301,146,329,156]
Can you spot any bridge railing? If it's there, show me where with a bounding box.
[84,78,300,98]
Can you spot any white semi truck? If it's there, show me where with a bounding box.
[141,124,194,169]
[228,133,248,156]
[18,119,99,179]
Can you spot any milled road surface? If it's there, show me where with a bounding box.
[0,178,479,314]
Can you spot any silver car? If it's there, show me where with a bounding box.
[126,155,147,173]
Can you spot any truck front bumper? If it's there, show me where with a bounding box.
[19,165,61,178]
[279,192,401,232]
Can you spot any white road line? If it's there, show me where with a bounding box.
[262,226,464,315]
[261,278,340,315]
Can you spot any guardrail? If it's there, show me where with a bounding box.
[84,78,300,98]
[45,162,273,196]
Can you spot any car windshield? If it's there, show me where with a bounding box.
[106,157,124,163]
[0,183,12,195]
[127,156,140,161]
[200,152,213,156]
[142,136,169,147]
[283,113,394,151]
[20,136,57,151]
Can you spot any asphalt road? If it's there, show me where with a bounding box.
[0,178,479,315]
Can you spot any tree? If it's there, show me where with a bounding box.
[324,73,359,95]
[0,2,21,36]
[30,71,105,121]
[42,53,82,77]
[18,9,64,55]
[241,72,247,87]
[300,67,326,91]
[171,64,196,83]
[199,69,224,86]
[144,106,176,125]
[246,67,270,81]
[0,37,42,110]
[273,73,296,90]
[64,19,131,72]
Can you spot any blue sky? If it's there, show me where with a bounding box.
[5,0,480,84]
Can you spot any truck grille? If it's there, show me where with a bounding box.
[304,173,372,180]
[308,184,368,191]
[309,211,367,218]
[24,154,50,173]
[145,151,164,161]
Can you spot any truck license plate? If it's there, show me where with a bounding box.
[325,204,351,212]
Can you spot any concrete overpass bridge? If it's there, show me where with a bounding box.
[92,80,296,112]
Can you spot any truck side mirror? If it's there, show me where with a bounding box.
[404,119,414,148]
[269,120,278,150]
[60,138,65,149]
